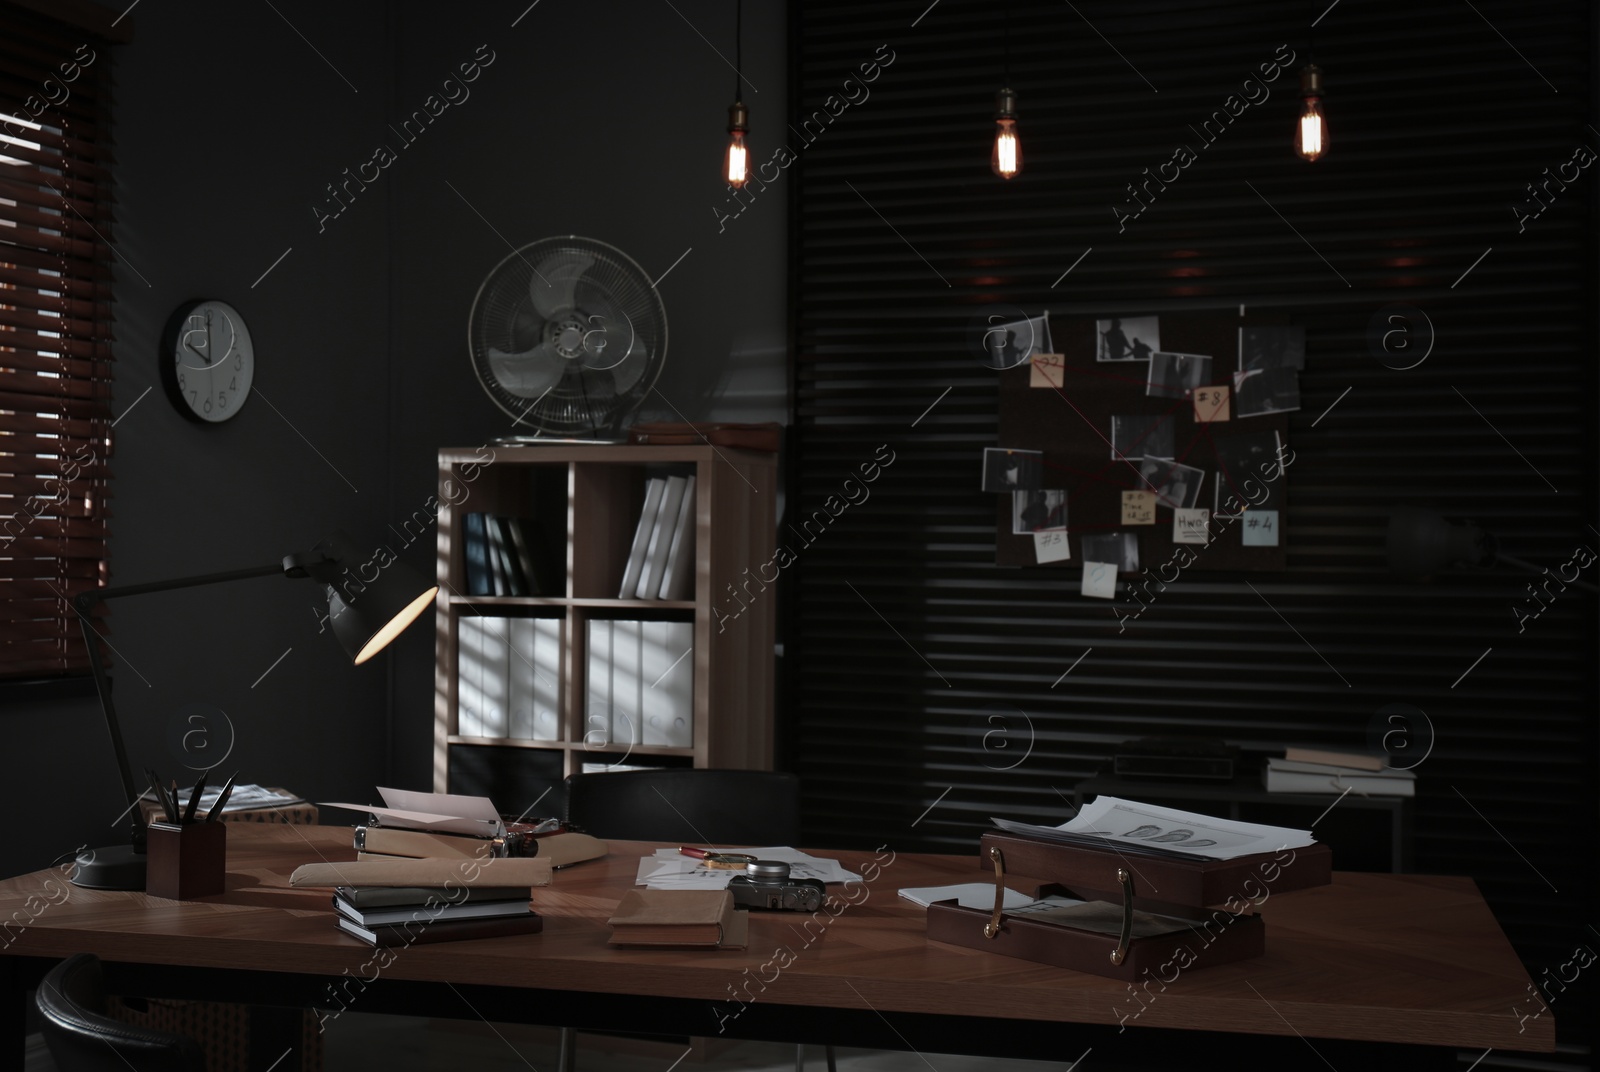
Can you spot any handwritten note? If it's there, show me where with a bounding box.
[1174,508,1210,544]
[1241,509,1279,547]
[1193,385,1230,422]
[1121,490,1156,526]
[1029,353,1066,388]
[1034,530,1072,563]
[1081,561,1118,600]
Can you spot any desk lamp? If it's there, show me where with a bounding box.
[1386,507,1599,594]
[69,531,438,890]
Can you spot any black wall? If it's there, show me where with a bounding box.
[2,0,788,875]
[785,0,1598,1013]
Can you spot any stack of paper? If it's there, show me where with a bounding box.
[635,847,861,890]
[992,796,1315,861]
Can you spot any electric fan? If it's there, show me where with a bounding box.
[468,236,667,441]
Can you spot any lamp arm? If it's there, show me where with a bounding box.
[1496,553,1600,596]
[71,559,323,823]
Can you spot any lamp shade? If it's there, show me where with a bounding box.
[1386,507,1496,575]
[304,532,439,664]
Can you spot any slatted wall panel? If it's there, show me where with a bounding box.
[785,0,1598,998]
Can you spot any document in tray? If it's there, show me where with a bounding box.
[636,847,861,890]
[992,796,1315,861]
[897,883,1038,911]
[320,787,505,838]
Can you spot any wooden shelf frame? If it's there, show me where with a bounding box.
[433,444,777,789]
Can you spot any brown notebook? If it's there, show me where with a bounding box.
[607,889,749,949]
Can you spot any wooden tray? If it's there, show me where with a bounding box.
[924,829,1330,981]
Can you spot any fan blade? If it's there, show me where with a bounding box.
[488,341,566,397]
[529,252,594,319]
[608,340,649,394]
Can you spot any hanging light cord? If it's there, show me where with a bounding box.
[1004,1,1011,86]
[734,0,744,102]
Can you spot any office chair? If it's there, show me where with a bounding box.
[36,953,207,1072]
[564,768,802,845]
[561,769,832,1072]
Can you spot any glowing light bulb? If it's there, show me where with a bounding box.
[992,88,1021,180]
[725,101,749,188]
[1295,65,1327,162]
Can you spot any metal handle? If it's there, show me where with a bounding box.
[983,845,1006,938]
[1110,867,1134,966]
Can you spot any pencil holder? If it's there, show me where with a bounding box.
[146,821,227,900]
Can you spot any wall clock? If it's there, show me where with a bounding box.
[159,299,255,422]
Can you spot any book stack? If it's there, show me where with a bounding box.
[333,883,541,947]
[463,513,556,597]
[586,619,694,748]
[1264,747,1416,798]
[618,475,697,601]
[458,615,562,740]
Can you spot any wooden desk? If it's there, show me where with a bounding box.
[0,825,1554,1069]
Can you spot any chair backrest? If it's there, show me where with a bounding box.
[564,769,801,845]
[35,953,207,1072]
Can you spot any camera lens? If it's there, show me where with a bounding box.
[747,860,790,880]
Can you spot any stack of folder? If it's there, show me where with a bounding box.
[333,884,541,947]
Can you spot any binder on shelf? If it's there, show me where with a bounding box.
[463,513,493,596]
[507,619,534,739]
[585,618,612,747]
[637,475,689,600]
[458,616,509,738]
[612,619,644,746]
[494,517,529,596]
[642,621,694,748]
[619,479,668,599]
[503,517,542,596]
[657,475,697,600]
[532,618,562,741]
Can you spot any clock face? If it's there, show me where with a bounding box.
[160,299,254,422]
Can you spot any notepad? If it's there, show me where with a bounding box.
[606,889,748,949]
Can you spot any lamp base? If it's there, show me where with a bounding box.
[70,843,147,891]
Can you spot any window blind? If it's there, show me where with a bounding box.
[0,3,116,680]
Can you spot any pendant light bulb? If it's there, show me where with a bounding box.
[725,100,749,187]
[1295,64,1327,162]
[992,87,1021,180]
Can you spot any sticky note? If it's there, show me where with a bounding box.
[1241,509,1280,547]
[1193,385,1230,422]
[1029,353,1066,388]
[1081,561,1118,600]
[1121,490,1156,526]
[1174,508,1210,544]
[1034,530,1072,563]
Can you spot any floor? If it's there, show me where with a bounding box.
[26,1013,1070,1071]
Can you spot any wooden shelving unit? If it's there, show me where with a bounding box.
[433,444,777,793]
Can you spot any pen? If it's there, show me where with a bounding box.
[182,772,208,824]
[147,768,176,823]
[207,771,237,821]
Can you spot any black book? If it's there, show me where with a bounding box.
[335,909,543,948]
[334,884,531,909]
[493,516,529,596]
[333,892,531,928]
[463,512,492,596]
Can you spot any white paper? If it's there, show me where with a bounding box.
[992,796,1314,861]
[1081,560,1118,599]
[898,883,1036,910]
[1173,508,1210,544]
[635,847,861,889]
[1033,530,1072,563]
[322,788,504,837]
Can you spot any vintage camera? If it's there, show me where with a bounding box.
[727,860,826,912]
